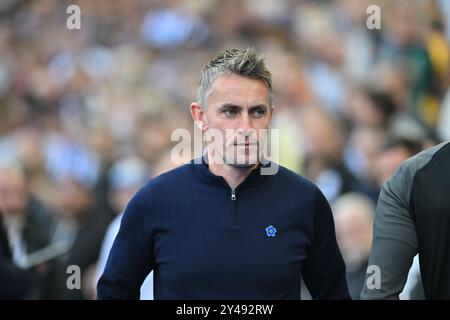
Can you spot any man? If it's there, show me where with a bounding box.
[0,210,38,299]
[361,141,450,299]
[97,48,349,299]
[0,163,55,298]
[372,137,423,189]
[0,164,55,266]
[332,193,375,300]
[41,174,110,299]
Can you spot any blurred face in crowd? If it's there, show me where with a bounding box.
[191,73,273,167]
[334,204,373,270]
[110,187,138,215]
[0,168,29,217]
[374,145,413,186]
[346,89,385,127]
[58,178,91,219]
[387,3,421,46]
[350,126,386,180]
[300,107,344,163]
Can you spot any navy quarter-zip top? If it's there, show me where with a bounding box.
[97,157,350,300]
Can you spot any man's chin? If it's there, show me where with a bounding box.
[227,156,259,168]
[228,162,257,169]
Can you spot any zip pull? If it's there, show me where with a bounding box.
[231,189,236,201]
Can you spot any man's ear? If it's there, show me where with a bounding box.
[190,102,208,131]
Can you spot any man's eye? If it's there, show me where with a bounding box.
[251,109,265,118]
[223,109,238,117]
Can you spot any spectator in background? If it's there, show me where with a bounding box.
[377,1,437,118]
[345,88,397,129]
[41,174,110,299]
[0,209,39,299]
[372,137,423,188]
[300,107,362,203]
[332,193,374,300]
[344,132,425,203]
[0,162,55,298]
[343,125,387,202]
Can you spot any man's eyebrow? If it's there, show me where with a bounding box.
[248,104,269,111]
[218,104,269,111]
[217,103,242,111]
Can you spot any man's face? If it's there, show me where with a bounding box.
[0,169,28,217]
[334,207,373,268]
[203,73,273,167]
[58,178,91,219]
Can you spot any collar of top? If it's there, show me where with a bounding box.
[190,153,272,190]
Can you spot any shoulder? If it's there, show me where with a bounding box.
[121,164,194,224]
[383,142,449,202]
[127,162,196,210]
[271,164,319,192]
[139,162,193,194]
[395,142,447,179]
[266,163,323,209]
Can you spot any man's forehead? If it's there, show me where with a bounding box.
[210,73,269,90]
[207,74,271,106]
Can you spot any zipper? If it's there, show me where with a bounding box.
[230,189,238,225]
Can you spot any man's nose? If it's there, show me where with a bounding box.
[237,113,253,134]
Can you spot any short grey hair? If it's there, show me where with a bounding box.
[197,47,273,109]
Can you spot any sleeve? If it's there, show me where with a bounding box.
[360,162,418,300]
[97,189,154,300]
[301,187,351,300]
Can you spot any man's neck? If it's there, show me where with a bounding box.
[206,150,258,190]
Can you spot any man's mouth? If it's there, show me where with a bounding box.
[233,142,258,146]
[234,144,257,148]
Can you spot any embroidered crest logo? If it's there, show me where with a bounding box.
[265,225,277,237]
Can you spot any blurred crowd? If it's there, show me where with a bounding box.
[1,0,449,299]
